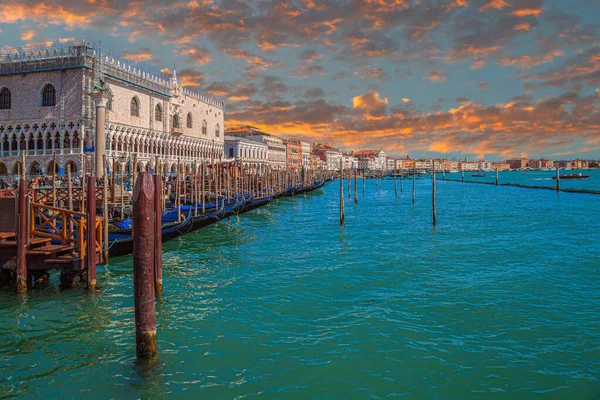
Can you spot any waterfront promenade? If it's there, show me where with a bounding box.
[1,177,598,398]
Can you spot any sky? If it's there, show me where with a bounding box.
[1,0,600,160]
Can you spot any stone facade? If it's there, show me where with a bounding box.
[224,126,286,170]
[224,136,268,165]
[0,42,225,177]
[285,138,302,170]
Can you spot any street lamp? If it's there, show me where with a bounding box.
[118,149,131,189]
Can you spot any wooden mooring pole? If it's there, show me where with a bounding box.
[461,170,464,183]
[154,172,163,296]
[353,168,358,205]
[86,176,97,290]
[16,178,28,293]
[347,169,351,200]
[412,168,416,204]
[133,172,157,359]
[432,162,437,226]
[339,160,345,225]
[393,170,398,198]
[400,172,403,193]
[103,155,109,265]
[556,166,560,192]
[495,167,499,186]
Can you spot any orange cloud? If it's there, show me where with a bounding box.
[0,2,94,28]
[21,29,37,41]
[352,91,388,115]
[122,47,153,63]
[425,69,447,83]
[511,8,544,17]
[480,0,508,11]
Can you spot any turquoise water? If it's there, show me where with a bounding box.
[1,178,599,399]
[442,169,600,191]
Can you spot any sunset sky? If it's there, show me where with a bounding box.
[1,0,600,160]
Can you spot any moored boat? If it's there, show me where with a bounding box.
[552,173,590,180]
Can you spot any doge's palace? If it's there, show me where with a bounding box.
[0,41,225,177]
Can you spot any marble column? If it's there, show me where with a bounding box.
[89,92,112,177]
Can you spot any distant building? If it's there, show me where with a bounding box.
[224,136,268,166]
[224,125,286,170]
[491,162,510,171]
[354,149,387,171]
[458,161,479,171]
[402,157,415,170]
[478,160,492,171]
[309,154,321,170]
[313,143,342,170]
[285,137,302,169]
[0,41,225,176]
[506,158,528,170]
[415,159,432,170]
[300,141,312,170]
[342,153,357,170]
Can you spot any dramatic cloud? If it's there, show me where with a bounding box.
[2,0,600,158]
[122,47,153,63]
[352,91,389,116]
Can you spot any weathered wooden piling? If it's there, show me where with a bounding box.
[102,155,109,265]
[400,172,403,193]
[153,172,163,296]
[201,162,206,213]
[52,152,57,208]
[86,176,97,290]
[432,163,437,226]
[16,178,28,293]
[393,170,398,198]
[133,172,157,358]
[120,172,125,219]
[555,166,560,192]
[362,172,365,193]
[339,160,345,225]
[461,170,464,183]
[412,168,416,204]
[353,169,358,205]
[495,167,499,186]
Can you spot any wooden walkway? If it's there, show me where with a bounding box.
[0,183,104,290]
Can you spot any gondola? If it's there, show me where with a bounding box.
[241,195,272,213]
[108,210,194,257]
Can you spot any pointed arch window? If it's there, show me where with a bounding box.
[202,120,207,135]
[0,88,10,110]
[131,97,140,117]
[155,104,162,122]
[42,84,56,107]
[187,112,193,129]
[215,123,220,137]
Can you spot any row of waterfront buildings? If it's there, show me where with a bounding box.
[0,41,596,178]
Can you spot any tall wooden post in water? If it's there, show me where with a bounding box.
[154,171,163,296]
[556,166,560,192]
[339,160,345,225]
[495,167,499,186]
[102,155,109,265]
[412,168,416,204]
[133,172,157,359]
[353,169,358,205]
[432,162,437,226]
[393,170,398,198]
[86,176,97,290]
[16,179,28,293]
